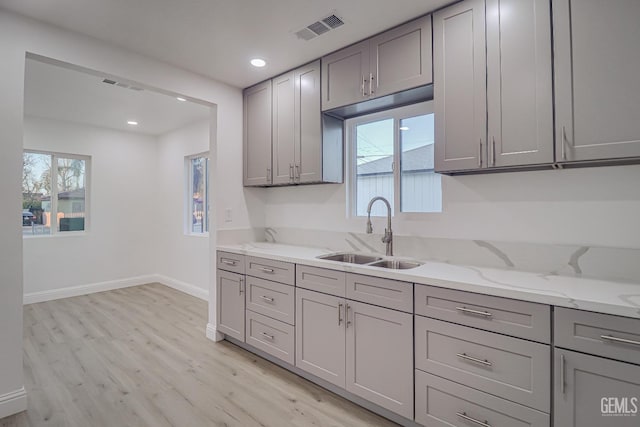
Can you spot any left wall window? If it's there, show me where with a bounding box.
[187,153,209,234]
[22,150,90,236]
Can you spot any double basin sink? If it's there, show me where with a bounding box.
[317,252,422,270]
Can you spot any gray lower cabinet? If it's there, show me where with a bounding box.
[554,0,640,163]
[243,80,272,186]
[416,370,550,427]
[434,0,553,173]
[295,288,346,387]
[216,269,245,342]
[295,287,413,418]
[346,301,413,419]
[245,310,295,365]
[554,349,640,427]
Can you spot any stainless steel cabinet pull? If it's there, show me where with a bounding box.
[560,353,566,394]
[478,139,483,167]
[259,267,275,274]
[221,259,236,266]
[491,137,496,166]
[369,73,374,95]
[361,75,367,96]
[338,303,343,325]
[456,412,491,427]
[239,277,245,296]
[346,304,352,328]
[601,335,640,347]
[457,353,492,367]
[260,295,274,303]
[456,306,492,317]
[295,164,300,181]
[561,126,567,160]
[266,167,271,184]
[289,164,294,181]
[261,332,274,340]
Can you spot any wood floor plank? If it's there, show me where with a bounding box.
[1,284,398,427]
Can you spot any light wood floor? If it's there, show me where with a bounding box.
[0,283,397,427]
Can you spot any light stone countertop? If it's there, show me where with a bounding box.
[217,242,640,319]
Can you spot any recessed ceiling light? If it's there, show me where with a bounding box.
[127,121,138,126]
[250,58,266,68]
[399,126,410,131]
[176,97,186,102]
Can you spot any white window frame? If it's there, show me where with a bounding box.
[23,149,91,237]
[346,101,439,219]
[185,152,210,236]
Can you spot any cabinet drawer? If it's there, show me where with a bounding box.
[245,276,295,325]
[416,370,550,427]
[296,265,346,297]
[216,251,245,274]
[415,284,550,343]
[245,311,295,365]
[415,316,550,412]
[246,256,295,285]
[555,307,640,365]
[346,273,413,313]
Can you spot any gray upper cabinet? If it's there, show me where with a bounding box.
[486,0,553,168]
[554,0,640,163]
[271,71,296,185]
[346,301,413,419]
[435,0,554,173]
[554,349,640,427]
[216,269,246,342]
[243,80,272,186]
[295,61,323,183]
[321,15,432,111]
[433,0,486,172]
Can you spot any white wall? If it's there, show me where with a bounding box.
[22,116,158,296]
[156,119,210,298]
[0,9,255,412]
[264,164,640,248]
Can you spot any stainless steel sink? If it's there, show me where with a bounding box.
[368,259,423,270]
[317,253,383,264]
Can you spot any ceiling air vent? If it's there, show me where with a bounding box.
[102,78,116,85]
[294,13,345,41]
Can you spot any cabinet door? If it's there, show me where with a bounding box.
[243,80,272,186]
[345,301,413,418]
[370,15,433,99]
[434,0,487,172]
[295,288,345,388]
[486,0,553,168]
[555,349,640,427]
[554,0,640,162]
[321,41,370,111]
[272,72,296,185]
[216,269,245,341]
[295,60,322,183]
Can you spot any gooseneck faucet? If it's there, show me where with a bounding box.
[365,196,393,256]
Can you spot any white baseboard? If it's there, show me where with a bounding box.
[154,275,208,301]
[206,323,224,342]
[23,275,157,305]
[0,387,27,419]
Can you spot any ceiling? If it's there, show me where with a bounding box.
[24,58,211,136]
[1,0,451,88]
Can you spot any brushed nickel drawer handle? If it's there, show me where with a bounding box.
[338,303,343,325]
[221,259,237,266]
[601,335,640,347]
[456,412,491,427]
[259,267,275,274]
[456,306,492,317]
[457,353,492,367]
[560,353,566,394]
[261,332,274,340]
[260,295,275,303]
[239,277,245,296]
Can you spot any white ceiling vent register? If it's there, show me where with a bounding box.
[294,13,345,41]
[102,78,144,92]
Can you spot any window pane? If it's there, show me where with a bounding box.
[356,118,394,216]
[57,157,86,231]
[22,152,52,235]
[191,157,206,233]
[400,114,442,213]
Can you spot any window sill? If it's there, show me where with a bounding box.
[23,231,89,239]
[185,232,210,238]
